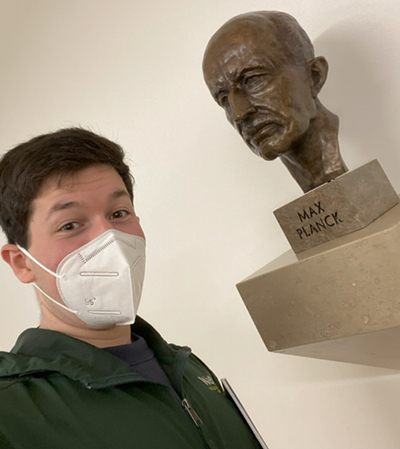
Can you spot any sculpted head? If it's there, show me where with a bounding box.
[202,11,329,162]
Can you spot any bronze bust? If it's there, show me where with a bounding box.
[202,11,347,193]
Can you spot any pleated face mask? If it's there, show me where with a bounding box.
[18,229,146,327]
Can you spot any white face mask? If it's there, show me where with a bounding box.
[18,230,146,327]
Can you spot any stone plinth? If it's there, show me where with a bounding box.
[237,199,400,369]
[273,160,399,253]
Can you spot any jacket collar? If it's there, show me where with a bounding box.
[0,317,190,390]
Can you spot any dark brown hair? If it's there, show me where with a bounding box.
[0,127,134,249]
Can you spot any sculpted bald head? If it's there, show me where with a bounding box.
[204,11,315,69]
[202,11,327,161]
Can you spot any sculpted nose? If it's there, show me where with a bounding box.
[228,89,256,123]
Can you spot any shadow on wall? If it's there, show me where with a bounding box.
[314,19,400,190]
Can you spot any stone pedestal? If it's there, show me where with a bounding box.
[237,161,400,369]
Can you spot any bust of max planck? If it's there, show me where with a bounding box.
[202,11,347,193]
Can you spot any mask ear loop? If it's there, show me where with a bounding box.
[32,282,79,315]
[16,245,78,315]
[17,245,64,279]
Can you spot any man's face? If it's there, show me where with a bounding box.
[25,164,145,328]
[203,22,317,160]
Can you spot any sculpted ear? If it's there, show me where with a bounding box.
[308,56,329,98]
[1,244,36,284]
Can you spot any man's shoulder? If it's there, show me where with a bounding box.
[0,346,40,387]
[0,376,26,392]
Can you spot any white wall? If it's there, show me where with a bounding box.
[1,1,400,448]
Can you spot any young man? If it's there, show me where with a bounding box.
[0,128,262,449]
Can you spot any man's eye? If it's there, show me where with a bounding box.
[110,210,129,220]
[59,222,79,232]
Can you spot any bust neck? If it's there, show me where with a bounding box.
[280,100,347,193]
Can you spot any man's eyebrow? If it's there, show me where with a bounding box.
[47,201,82,219]
[46,190,132,219]
[109,189,131,200]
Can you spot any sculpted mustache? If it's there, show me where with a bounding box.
[241,116,283,138]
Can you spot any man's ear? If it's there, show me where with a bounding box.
[308,56,329,98]
[1,244,36,284]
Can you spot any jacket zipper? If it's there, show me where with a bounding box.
[182,398,203,427]
[182,398,219,449]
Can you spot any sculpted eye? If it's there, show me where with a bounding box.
[216,92,230,109]
[243,74,270,91]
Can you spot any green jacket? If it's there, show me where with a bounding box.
[0,317,262,449]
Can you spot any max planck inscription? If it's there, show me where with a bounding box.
[296,202,343,240]
[203,10,348,193]
[273,161,399,253]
